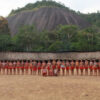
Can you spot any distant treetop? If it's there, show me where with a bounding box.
[9,0,74,16]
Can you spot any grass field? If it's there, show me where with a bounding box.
[0,75,100,100]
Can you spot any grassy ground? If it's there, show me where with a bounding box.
[0,75,100,100]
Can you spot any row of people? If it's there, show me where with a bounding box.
[0,60,100,76]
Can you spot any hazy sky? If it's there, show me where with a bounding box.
[0,0,100,17]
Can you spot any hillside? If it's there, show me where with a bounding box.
[9,0,71,16]
[0,16,10,34]
[7,3,90,36]
[1,0,100,52]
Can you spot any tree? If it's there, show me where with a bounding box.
[57,25,78,51]
[14,25,39,52]
[0,34,12,51]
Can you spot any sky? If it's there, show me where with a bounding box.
[0,0,100,17]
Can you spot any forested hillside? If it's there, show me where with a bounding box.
[1,0,100,52]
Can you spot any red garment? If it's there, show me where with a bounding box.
[47,66,50,70]
[71,66,74,70]
[76,66,79,69]
[52,65,56,69]
[38,66,41,70]
[33,66,37,71]
[66,66,69,70]
[80,66,84,70]
[85,66,88,69]
[57,65,60,70]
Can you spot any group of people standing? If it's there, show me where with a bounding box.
[0,60,100,76]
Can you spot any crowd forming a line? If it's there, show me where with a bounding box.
[0,59,100,76]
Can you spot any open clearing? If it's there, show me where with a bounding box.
[0,75,100,100]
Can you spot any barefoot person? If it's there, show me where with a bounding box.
[16,60,21,75]
[13,61,17,75]
[20,60,24,75]
[47,60,51,76]
[24,60,29,75]
[6,60,9,75]
[2,61,6,75]
[66,60,70,75]
[29,60,33,75]
[53,67,58,76]
[89,60,93,76]
[75,60,79,75]
[61,61,65,76]
[98,60,100,76]
[0,61,2,74]
[42,61,47,77]
[70,60,75,75]
[9,61,13,75]
[37,61,42,75]
[52,60,56,75]
[79,60,84,76]
[93,60,98,76]
[33,61,37,75]
[56,60,61,75]
[84,60,89,75]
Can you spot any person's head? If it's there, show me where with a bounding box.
[52,60,56,64]
[48,60,51,63]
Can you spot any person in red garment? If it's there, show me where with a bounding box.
[65,60,70,75]
[56,60,61,75]
[6,60,9,75]
[79,60,84,76]
[2,61,6,74]
[16,60,21,75]
[84,60,89,75]
[33,60,37,75]
[13,61,17,75]
[93,60,98,76]
[98,60,100,76]
[42,61,47,76]
[20,60,24,75]
[29,60,33,75]
[89,60,93,76]
[37,61,42,75]
[52,60,56,75]
[8,61,13,75]
[75,60,79,75]
[61,60,65,76]
[24,60,29,75]
[0,61,2,74]
[47,60,51,76]
[70,60,75,75]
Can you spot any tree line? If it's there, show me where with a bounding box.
[0,24,100,52]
